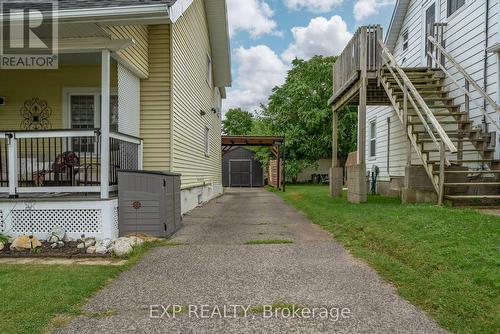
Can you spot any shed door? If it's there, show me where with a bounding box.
[229,160,251,187]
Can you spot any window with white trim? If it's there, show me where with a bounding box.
[402,29,409,51]
[65,89,118,153]
[369,120,376,157]
[204,126,210,157]
[206,54,213,88]
[447,0,465,17]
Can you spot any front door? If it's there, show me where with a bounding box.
[70,94,97,153]
[229,160,252,187]
[423,2,436,65]
[67,92,118,153]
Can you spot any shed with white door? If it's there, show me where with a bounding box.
[222,147,264,187]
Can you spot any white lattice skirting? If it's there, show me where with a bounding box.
[0,199,119,240]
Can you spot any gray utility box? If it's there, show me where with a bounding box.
[118,170,181,237]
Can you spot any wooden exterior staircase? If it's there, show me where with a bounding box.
[329,25,500,205]
[379,67,500,204]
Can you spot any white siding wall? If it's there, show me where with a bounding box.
[171,0,222,191]
[366,0,500,180]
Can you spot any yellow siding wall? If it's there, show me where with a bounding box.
[108,25,149,78]
[0,65,117,130]
[140,25,172,171]
[172,0,222,189]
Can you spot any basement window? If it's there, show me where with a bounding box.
[447,0,465,17]
[369,120,377,158]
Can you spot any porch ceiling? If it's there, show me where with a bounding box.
[35,22,111,39]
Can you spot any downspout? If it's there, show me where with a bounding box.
[484,0,490,131]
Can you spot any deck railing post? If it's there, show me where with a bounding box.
[100,49,111,199]
[358,26,368,165]
[6,133,18,198]
[403,83,412,190]
[438,141,446,206]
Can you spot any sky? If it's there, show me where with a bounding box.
[224,0,396,113]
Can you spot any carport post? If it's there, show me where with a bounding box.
[330,107,343,197]
[277,144,281,191]
[282,138,286,192]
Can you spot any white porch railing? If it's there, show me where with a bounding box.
[0,129,143,198]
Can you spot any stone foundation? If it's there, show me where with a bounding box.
[401,187,437,204]
[329,167,343,197]
[346,164,367,203]
[401,165,437,204]
[375,178,403,198]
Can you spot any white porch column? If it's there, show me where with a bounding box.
[7,134,18,198]
[138,139,144,170]
[100,50,111,199]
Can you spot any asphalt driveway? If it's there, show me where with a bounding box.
[58,188,448,334]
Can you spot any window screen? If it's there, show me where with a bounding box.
[71,95,95,153]
[402,29,409,51]
[448,0,465,17]
[370,120,376,157]
[204,126,210,157]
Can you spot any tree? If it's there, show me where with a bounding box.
[254,56,357,180]
[222,108,254,135]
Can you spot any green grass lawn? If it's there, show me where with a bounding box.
[273,185,500,334]
[0,241,173,334]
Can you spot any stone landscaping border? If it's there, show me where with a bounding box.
[0,257,127,266]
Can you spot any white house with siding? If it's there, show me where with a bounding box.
[0,0,231,240]
[328,0,500,205]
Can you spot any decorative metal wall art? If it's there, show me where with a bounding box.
[20,98,52,130]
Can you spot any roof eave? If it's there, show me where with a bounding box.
[385,0,411,52]
[204,0,232,88]
[56,4,170,24]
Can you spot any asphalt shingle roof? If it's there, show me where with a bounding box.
[58,0,177,10]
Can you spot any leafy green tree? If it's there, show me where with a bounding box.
[222,108,254,135]
[254,56,357,179]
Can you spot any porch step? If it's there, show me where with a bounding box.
[446,195,500,200]
[407,104,460,110]
[389,82,443,89]
[409,120,470,125]
[444,182,500,186]
[428,159,499,164]
[387,78,440,84]
[423,148,494,153]
[408,112,466,117]
[433,170,500,174]
[394,90,447,96]
[401,67,436,72]
[417,138,489,143]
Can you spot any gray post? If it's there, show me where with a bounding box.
[330,107,343,197]
[348,27,368,204]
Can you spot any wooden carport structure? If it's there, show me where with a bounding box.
[222,136,285,191]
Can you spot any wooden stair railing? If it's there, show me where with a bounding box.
[377,39,457,204]
[427,34,500,133]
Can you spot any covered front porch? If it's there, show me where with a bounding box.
[0,51,143,199]
[0,24,144,239]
